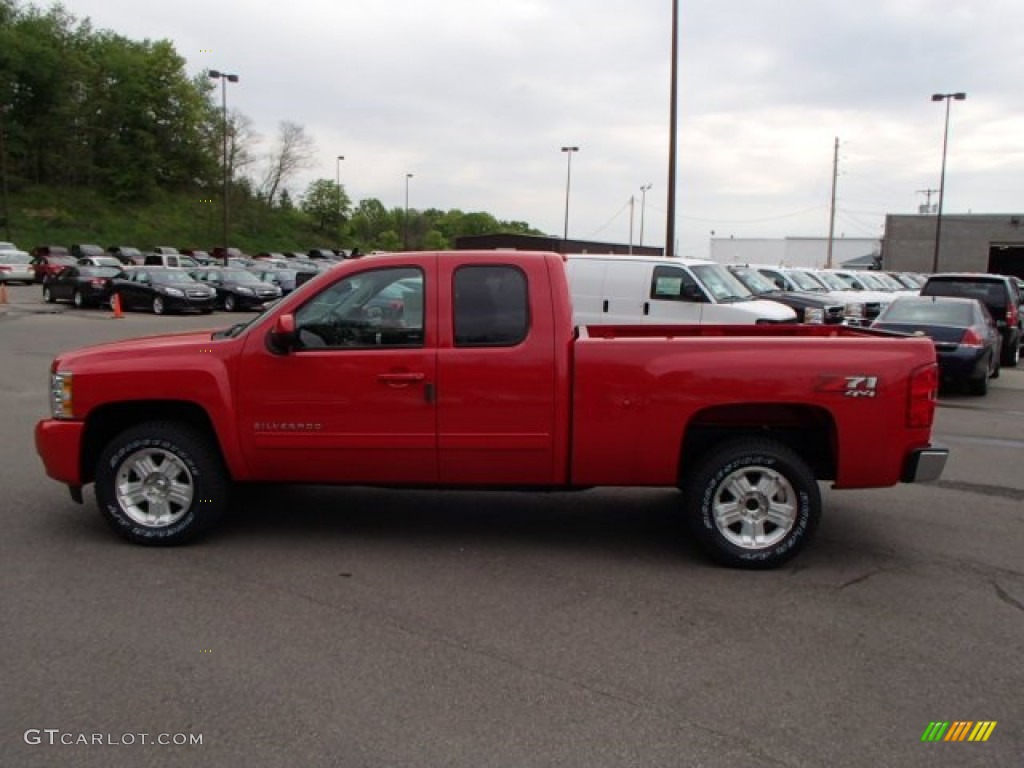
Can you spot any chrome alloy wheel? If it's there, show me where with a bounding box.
[711,465,798,550]
[114,447,195,527]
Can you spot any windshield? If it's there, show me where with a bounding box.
[809,271,848,291]
[729,267,776,294]
[871,272,904,291]
[691,264,753,302]
[785,270,825,291]
[221,269,264,284]
[153,270,198,284]
[854,272,889,290]
[81,266,122,277]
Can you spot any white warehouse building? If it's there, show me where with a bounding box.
[709,237,882,269]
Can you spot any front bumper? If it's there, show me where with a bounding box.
[167,294,217,312]
[35,419,85,485]
[901,445,949,483]
[232,291,280,309]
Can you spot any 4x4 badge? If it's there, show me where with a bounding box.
[816,375,879,398]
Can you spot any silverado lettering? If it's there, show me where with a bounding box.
[35,250,949,568]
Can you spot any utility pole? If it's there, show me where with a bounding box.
[826,137,839,268]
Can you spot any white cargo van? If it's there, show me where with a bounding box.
[565,254,797,325]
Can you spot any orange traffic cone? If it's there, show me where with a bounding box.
[111,292,124,319]
[0,283,8,305]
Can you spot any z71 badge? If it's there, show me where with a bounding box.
[815,375,879,398]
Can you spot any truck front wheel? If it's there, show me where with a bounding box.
[95,422,228,545]
[682,439,821,569]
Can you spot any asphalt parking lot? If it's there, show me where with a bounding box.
[1,282,1022,768]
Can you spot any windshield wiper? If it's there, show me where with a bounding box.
[211,322,248,340]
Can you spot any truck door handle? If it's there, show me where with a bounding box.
[377,372,425,387]
[643,301,650,315]
[603,300,609,313]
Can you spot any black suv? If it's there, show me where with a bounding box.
[920,273,1022,367]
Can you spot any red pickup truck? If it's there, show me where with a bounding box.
[36,250,948,568]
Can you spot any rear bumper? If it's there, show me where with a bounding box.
[936,348,989,384]
[35,419,85,485]
[902,445,949,483]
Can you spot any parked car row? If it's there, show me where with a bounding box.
[41,264,291,315]
[21,242,358,282]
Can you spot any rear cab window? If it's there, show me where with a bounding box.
[453,265,529,346]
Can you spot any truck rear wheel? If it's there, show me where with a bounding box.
[682,438,820,569]
[95,422,228,545]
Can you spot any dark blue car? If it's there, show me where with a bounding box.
[872,296,1001,395]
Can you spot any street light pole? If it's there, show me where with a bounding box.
[208,70,239,264]
[639,183,652,247]
[665,0,679,258]
[931,91,966,273]
[336,155,344,252]
[561,146,578,249]
[404,173,413,250]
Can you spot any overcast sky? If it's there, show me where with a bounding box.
[50,0,1024,256]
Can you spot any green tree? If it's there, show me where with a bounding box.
[422,229,448,250]
[300,178,350,232]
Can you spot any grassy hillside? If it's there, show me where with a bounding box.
[1,185,337,253]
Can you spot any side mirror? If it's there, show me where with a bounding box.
[268,313,297,354]
[681,283,707,303]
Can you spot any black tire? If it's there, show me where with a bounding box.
[72,289,85,309]
[1001,336,1020,367]
[967,364,989,396]
[43,285,55,303]
[95,422,229,545]
[224,294,236,312]
[682,438,821,569]
[152,296,165,315]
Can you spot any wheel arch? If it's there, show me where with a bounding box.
[679,403,837,484]
[80,401,231,485]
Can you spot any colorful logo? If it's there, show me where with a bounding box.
[921,721,997,742]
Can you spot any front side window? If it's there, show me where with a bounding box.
[294,267,424,349]
[651,265,704,302]
[453,265,528,346]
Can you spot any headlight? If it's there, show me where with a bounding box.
[162,287,184,297]
[845,302,865,318]
[236,286,254,295]
[50,371,73,419]
[804,307,824,324]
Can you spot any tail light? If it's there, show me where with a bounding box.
[1008,302,1019,328]
[90,279,106,287]
[959,328,984,348]
[0,266,10,273]
[907,363,938,429]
